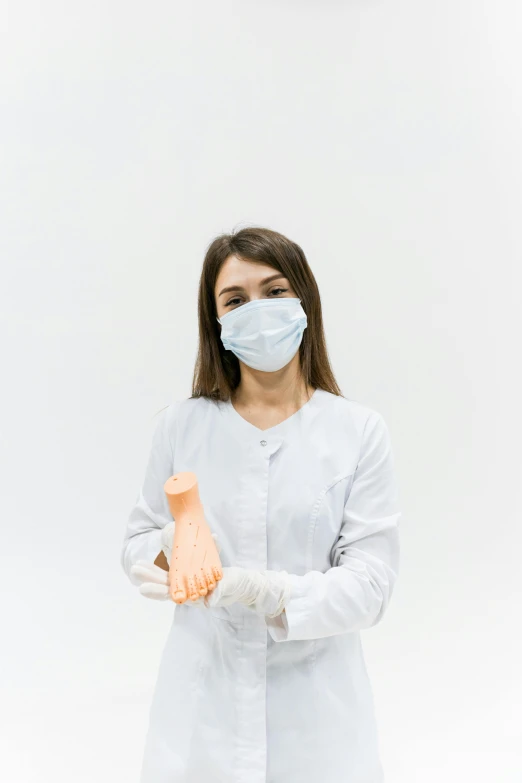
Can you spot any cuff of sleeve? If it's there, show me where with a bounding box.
[265,573,312,642]
[127,529,164,586]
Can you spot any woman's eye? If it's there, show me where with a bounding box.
[224,288,288,308]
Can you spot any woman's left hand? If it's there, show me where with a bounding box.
[205,567,291,618]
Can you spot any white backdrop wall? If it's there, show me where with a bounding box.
[1,2,521,781]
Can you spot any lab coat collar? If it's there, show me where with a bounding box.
[221,388,323,454]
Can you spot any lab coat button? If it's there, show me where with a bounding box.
[260,440,267,446]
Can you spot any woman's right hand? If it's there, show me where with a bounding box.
[160,520,175,563]
[130,560,174,601]
[131,560,205,605]
[130,520,176,601]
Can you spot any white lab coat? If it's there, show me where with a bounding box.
[121,388,401,783]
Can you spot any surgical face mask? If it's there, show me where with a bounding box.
[216,297,308,372]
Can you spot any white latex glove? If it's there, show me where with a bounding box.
[204,566,292,618]
[160,520,175,563]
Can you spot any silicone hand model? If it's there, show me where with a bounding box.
[164,472,223,604]
[205,566,292,618]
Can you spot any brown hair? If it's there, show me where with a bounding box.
[190,225,343,402]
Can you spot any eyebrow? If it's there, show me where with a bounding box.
[218,273,286,298]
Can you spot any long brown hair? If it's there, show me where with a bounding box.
[191,225,343,402]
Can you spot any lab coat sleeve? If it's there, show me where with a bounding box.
[120,403,177,586]
[266,411,401,642]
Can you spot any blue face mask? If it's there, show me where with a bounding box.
[216,297,308,372]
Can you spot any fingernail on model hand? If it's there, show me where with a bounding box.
[163,471,223,603]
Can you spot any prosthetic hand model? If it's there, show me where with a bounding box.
[161,471,223,604]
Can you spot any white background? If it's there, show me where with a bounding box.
[1,1,521,781]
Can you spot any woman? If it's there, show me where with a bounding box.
[121,226,401,783]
